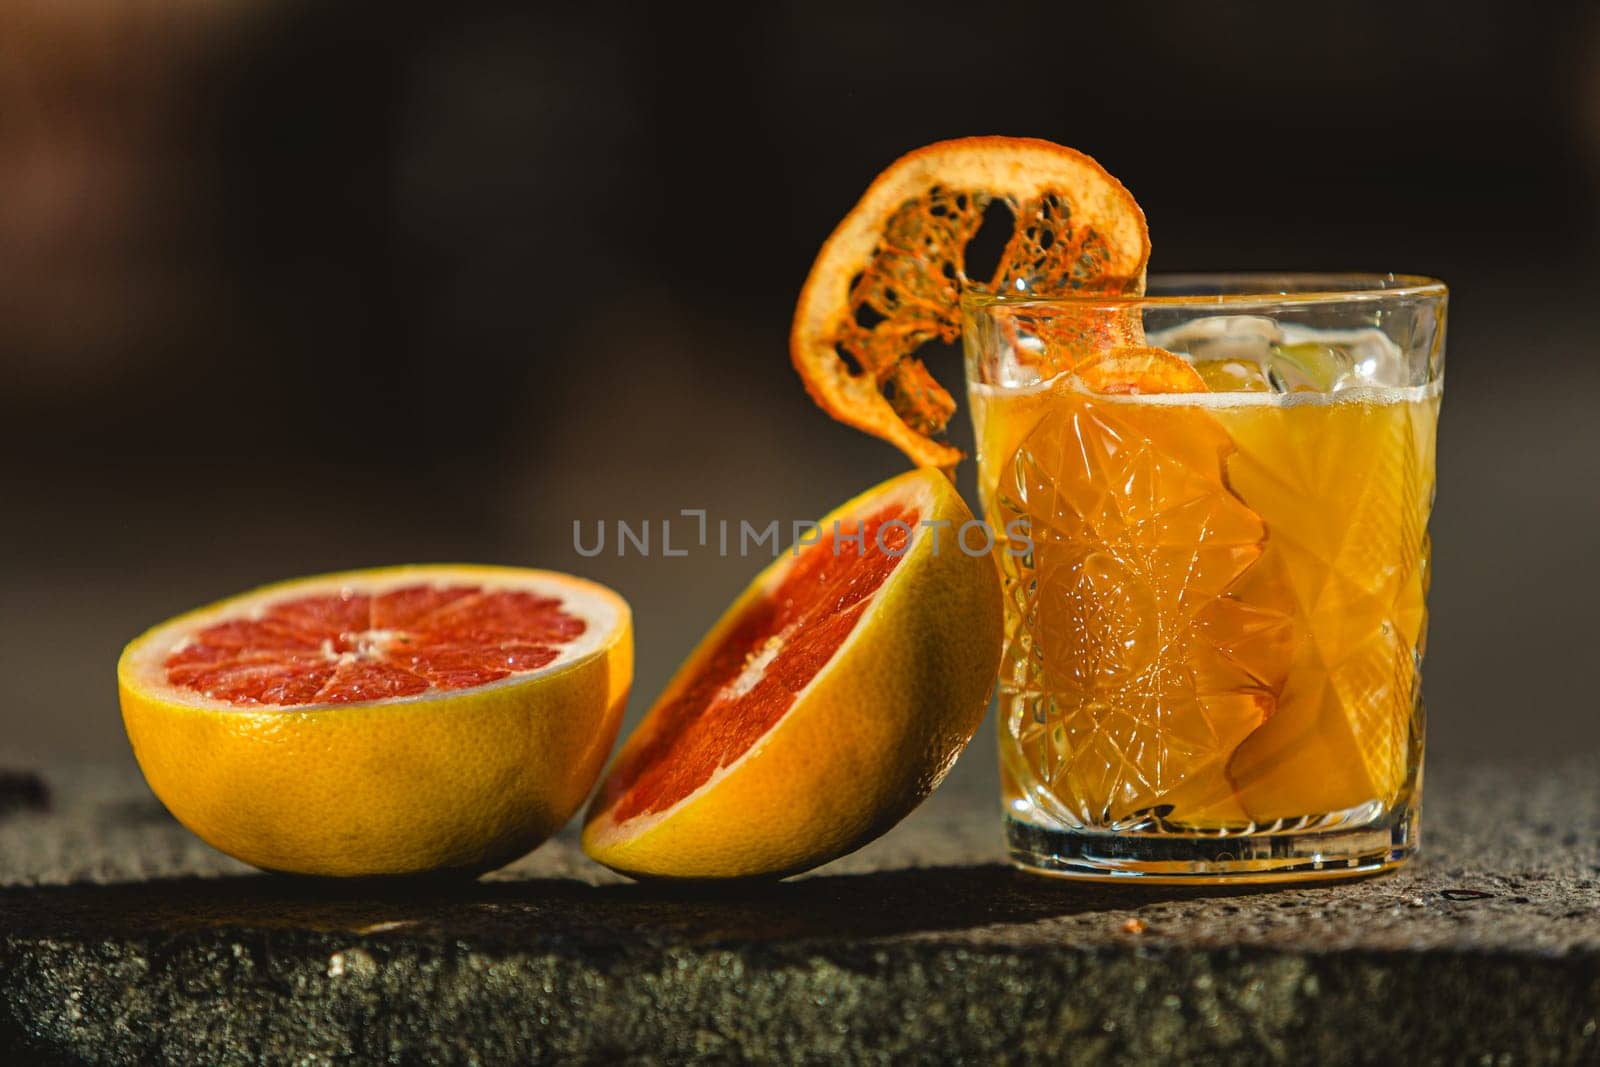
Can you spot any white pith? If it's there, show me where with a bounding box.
[720,626,794,701]
[122,567,626,712]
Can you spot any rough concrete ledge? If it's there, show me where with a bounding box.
[1,757,1597,1064]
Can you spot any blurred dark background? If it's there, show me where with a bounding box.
[3,0,1597,767]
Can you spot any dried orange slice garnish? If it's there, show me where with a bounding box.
[791,136,1150,468]
[1076,347,1208,395]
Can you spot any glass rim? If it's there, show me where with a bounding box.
[960,272,1447,311]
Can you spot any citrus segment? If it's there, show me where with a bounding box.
[1220,394,1437,819]
[1076,346,1208,396]
[792,137,1150,468]
[583,469,1003,880]
[602,506,916,825]
[118,565,633,877]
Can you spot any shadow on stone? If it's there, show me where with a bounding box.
[0,770,49,817]
[0,863,1299,951]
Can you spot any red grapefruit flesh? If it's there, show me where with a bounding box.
[165,584,588,706]
[601,504,916,824]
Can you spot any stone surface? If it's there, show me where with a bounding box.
[1,753,1598,1064]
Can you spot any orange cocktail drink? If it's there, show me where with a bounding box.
[965,275,1446,882]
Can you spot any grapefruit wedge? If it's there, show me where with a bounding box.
[118,564,632,877]
[583,469,1003,880]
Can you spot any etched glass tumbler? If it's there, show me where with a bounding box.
[963,274,1447,882]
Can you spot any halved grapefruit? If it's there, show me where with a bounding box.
[582,469,1003,880]
[791,136,1150,468]
[118,564,632,877]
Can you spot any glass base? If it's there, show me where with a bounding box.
[1005,809,1417,885]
